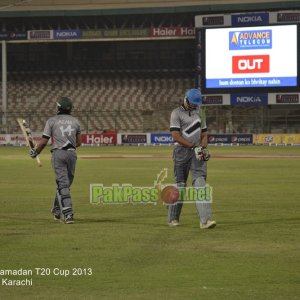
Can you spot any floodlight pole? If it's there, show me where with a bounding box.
[2,40,7,128]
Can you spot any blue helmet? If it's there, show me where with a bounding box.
[185,89,202,105]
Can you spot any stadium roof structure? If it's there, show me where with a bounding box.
[0,0,300,31]
[1,0,300,16]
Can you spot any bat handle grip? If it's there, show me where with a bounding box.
[36,155,42,167]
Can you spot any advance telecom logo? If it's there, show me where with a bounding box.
[229,30,272,50]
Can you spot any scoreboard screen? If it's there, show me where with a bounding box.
[201,24,299,94]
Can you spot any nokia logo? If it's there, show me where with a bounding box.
[54,30,81,39]
[231,94,268,105]
[237,16,262,23]
[154,136,173,142]
[56,31,78,37]
[237,97,262,103]
[232,13,269,26]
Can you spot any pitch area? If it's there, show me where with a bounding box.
[0,146,299,299]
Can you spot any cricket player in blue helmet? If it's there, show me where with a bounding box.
[168,88,216,229]
[184,88,202,109]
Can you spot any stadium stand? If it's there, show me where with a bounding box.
[4,66,300,134]
[1,1,300,134]
[4,65,193,133]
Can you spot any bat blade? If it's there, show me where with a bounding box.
[17,118,42,167]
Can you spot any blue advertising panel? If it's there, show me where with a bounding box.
[54,30,81,39]
[229,29,272,51]
[208,134,253,144]
[231,94,268,105]
[151,133,173,144]
[231,13,269,26]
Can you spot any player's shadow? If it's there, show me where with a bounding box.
[75,218,120,224]
[75,212,168,227]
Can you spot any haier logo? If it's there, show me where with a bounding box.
[231,94,268,105]
[232,13,269,26]
[232,55,269,73]
[229,30,272,50]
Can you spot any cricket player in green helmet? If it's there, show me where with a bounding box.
[30,97,81,224]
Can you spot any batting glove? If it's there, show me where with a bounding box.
[29,148,38,158]
[194,146,210,161]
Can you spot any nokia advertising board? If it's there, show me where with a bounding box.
[200,24,299,94]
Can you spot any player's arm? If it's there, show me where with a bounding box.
[35,136,49,155]
[171,130,194,148]
[29,135,49,158]
[199,107,208,147]
[30,120,51,157]
[76,133,82,148]
[200,130,208,148]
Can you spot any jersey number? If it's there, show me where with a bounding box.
[60,125,75,137]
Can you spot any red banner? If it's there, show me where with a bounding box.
[0,134,10,145]
[8,134,43,145]
[232,55,270,74]
[81,133,117,145]
[150,27,195,37]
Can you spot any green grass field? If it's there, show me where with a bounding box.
[0,146,299,300]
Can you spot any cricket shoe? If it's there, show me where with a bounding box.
[51,209,61,221]
[168,220,180,227]
[64,215,74,224]
[200,220,216,229]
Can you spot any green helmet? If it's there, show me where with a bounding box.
[57,97,73,114]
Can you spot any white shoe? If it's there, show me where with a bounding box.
[64,214,74,224]
[168,220,180,227]
[51,208,61,221]
[200,220,216,229]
